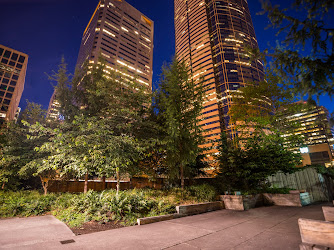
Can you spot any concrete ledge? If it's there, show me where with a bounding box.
[263,193,303,207]
[298,218,334,248]
[176,201,224,215]
[220,194,263,211]
[299,243,332,250]
[137,214,184,225]
[138,201,224,226]
[323,206,334,222]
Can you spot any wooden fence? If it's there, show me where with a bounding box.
[268,167,332,202]
[48,177,165,193]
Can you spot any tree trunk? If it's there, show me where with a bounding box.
[84,172,89,194]
[116,168,120,195]
[180,165,184,189]
[102,176,106,190]
[40,176,48,195]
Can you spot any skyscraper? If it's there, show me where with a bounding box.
[174,0,264,160]
[281,103,334,166]
[0,45,28,123]
[76,0,154,90]
[46,91,60,121]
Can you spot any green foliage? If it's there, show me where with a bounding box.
[260,0,334,97]
[305,164,334,177]
[0,191,57,217]
[154,58,206,186]
[0,186,215,227]
[262,187,292,194]
[186,184,217,202]
[0,102,51,191]
[216,132,301,192]
[45,58,159,193]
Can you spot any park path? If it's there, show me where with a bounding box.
[0,203,329,249]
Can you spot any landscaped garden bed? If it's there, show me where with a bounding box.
[0,184,217,234]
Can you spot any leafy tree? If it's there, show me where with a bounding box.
[259,0,334,97]
[216,132,301,192]
[43,58,158,193]
[18,122,62,195]
[0,102,48,191]
[154,58,206,188]
[18,101,47,125]
[48,57,79,121]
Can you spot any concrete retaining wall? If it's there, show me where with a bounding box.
[137,201,224,225]
[220,195,263,211]
[176,201,224,215]
[137,214,184,225]
[263,193,303,207]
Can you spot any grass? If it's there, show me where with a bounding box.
[0,184,217,228]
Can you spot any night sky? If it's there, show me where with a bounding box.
[0,0,333,113]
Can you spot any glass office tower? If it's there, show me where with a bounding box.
[175,0,264,161]
[76,0,154,90]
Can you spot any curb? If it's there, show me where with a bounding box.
[137,201,224,226]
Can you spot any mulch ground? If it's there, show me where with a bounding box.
[71,221,125,235]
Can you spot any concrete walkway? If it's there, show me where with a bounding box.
[0,215,74,249]
[0,203,330,249]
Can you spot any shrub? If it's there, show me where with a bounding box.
[186,184,217,202]
[0,191,57,217]
[0,186,218,228]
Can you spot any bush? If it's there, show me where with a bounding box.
[262,187,292,194]
[0,186,217,228]
[0,191,57,217]
[186,184,217,202]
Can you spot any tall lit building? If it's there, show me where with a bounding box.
[174,0,264,160]
[76,0,154,90]
[0,45,28,123]
[46,91,61,121]
[281,103,334,166]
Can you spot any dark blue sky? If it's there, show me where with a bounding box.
[0,0,332,113]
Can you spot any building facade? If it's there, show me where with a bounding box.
[281,104,334,166]
[76,0,154,90]
[0,45,28,123]
[174,0,264,160]
[46,91,61,121]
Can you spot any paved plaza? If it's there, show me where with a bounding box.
[0,203,330,249]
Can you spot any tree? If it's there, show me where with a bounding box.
[216,132,301,192]
[48,57,79,121]
[154,58,206,188]
[259,0,334,97]
[0,102,49,191]
[18,100,47,125]
[18,122,61,195]
[53,115,146,194]
[43,58,158,193]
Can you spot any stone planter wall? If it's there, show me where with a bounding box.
[220,194,263,211]
[263,193,303,207]
[176,201,224,215]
